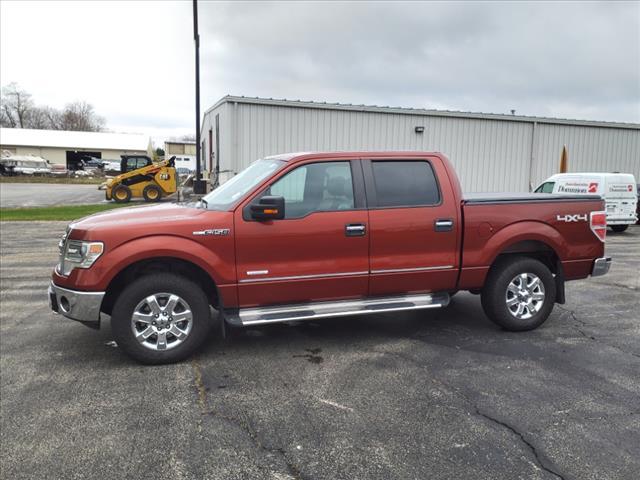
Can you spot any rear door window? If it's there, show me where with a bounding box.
[371,161,440,207]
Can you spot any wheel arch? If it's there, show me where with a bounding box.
[101,256,221,316]
[488,238,565,304]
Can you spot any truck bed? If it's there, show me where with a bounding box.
[463,192,602,204]
[458,192,605,291]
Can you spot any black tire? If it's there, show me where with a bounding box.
[111,273,213,364]
[112,184,132,203]
[610,225,628,233]
[143,184,163,202]
[481,256,556,331]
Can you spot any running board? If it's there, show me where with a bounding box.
[224,293,450,327]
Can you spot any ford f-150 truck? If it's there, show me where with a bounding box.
[49,152,611,364]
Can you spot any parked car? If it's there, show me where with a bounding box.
[637,185,640,225]
[0,156,51,175]
[80,157,105,171]
[102,160,121,174]
[49,151,610,364]
[535,172,638,232]
[49,164,69,176]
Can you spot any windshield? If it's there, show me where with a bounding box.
[201,158,285,210]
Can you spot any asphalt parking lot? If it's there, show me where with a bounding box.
[1,221,638,480]
[0,183,106,207]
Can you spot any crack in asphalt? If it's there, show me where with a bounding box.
[190,359,303,480]
[591,280,638,291]
[432,375,569,480]
[366,347,569,480]
[474,408,567,480]
[556,306,640,359]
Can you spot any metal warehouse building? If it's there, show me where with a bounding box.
[201,96,640,192]
[0,128,152,170]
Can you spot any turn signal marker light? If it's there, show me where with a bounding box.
[88,244,104,255]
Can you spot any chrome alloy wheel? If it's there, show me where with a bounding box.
[131,293,193,351]
[505,273,545,320]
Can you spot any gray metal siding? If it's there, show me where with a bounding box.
[204,99,640,193]
[532,123,640,188]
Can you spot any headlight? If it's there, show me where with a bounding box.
[58,232,104,276]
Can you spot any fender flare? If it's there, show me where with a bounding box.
[99,235,231,288]
[481,221,566,267]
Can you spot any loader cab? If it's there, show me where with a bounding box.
[120,155,152,174]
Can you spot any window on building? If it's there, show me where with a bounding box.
[371,161,440,207]
[167,143,185,155]
[266,162,355,218]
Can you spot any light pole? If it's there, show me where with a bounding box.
[193,0,206,194]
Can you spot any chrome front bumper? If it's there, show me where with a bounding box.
[591,257,612,277]
[48,282,105,323]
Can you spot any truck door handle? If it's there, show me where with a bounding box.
[434,219,454,232]
[345,223,366,236]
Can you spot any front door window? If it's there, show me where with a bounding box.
[266,161,355,218]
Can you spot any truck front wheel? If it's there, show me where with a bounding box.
[481,257,556,331]
[111,273,213,364]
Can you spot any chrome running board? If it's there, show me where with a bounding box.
[224,292,450,327]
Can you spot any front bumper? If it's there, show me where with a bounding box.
[591,256,612,277]
[48,282,105,323]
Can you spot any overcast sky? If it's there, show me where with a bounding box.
[1,0,639,144]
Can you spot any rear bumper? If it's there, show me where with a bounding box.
[48,282,104,323]
[607,220,636,225]
[591,257,612,277]
[606,214,637,225]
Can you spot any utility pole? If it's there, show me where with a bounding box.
[193,0,205,193]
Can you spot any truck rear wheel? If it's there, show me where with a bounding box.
[112,185,132,203]
[481,256,556,331]
[143,184,162,202]
[111,273,213,364]
[610,225,628,233]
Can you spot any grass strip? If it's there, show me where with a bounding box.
[0,203,130,221]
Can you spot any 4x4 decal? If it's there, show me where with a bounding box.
[556,214,588,222]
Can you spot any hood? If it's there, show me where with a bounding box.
[71,203,205,229]
[68,203,233,246]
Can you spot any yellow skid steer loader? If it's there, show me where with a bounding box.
[100,155,177,203]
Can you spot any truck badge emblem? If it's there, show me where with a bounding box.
[556,214,587,223]
[193,228,231,236]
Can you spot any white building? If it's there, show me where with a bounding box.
[164,140,197,174]
[0,128,152,170]
[201,96,640,192]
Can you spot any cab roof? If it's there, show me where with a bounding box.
[265,151,445,163]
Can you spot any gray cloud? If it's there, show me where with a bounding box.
[199,1,640,122]
[1,0,638,142]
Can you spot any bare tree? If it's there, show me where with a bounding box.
[1,83,106,131]
[1,83,34,128]
[42,106,63,130]
[59,101,105,132]
[27,107,55,129]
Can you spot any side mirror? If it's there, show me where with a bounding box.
[250,196,285,220]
